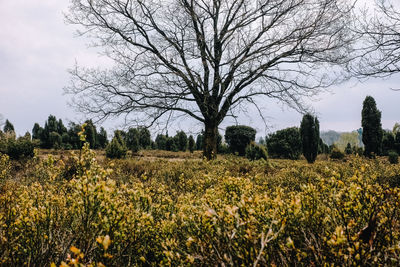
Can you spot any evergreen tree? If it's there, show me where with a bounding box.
[155,134,168,150]
[266,127,302,159]
[188,135,195,153]
[345,143,352,155]
[300,114,319,163]
[225,125,256,156]
[83,120,97,149]
[3,119,15,133]
[176,131,188,151]
[106,131,127,159]
[32,123,43,140]
[97,127,108,149]
[196,132,204,150]
[138,128,151,149]
[362,96,383,158]
[126,128,140,152]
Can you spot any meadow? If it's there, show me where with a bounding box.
[1,144,400,266]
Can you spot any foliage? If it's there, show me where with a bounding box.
[83,120,97,149]
[389,151,399,164]
[225,125,256,156]
[382,130,395,156]
[105,131,127,159]
[188,135,195,153]
[300,114,320,163]
[330,146,345,160]
[266,127,302,159]
[175,131,188,151]
[2,146,400,265]
[245,142,268,161]
[138,128,151,149]
[335,131,361,151]
[345,143,352,155]
[97,127,108,149]
[362,96,383,158]
[155,134,168,150]
[0,132,35,160]
[125,128,140,153]
[196,132,204,151]
[3,119,15,133]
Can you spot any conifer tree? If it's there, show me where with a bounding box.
[361,96,383,158]
[300,114,319,163]
[188,135,195,153]
[3,119,15,134]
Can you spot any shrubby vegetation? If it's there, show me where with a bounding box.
[225,125,256,156]
[2,140,400,265]
[266,127,302,160]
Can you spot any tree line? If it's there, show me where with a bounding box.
[0,95,398,163]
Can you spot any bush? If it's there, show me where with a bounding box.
[126,128,140,153]
[388,151,399,164]
[188,135,195,153]
[0,134,35,160]
[106,132,127,159]
[330,147,345,160]
[266,127,301,159]
[245,142,268,161]
[225,125,256,156]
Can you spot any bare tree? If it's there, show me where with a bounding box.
[66,0,355,159]
[351,0,400,77]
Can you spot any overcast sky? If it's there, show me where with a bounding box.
[0,0,398,137]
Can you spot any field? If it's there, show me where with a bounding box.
[1,144,400,266]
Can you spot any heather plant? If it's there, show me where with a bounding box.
[1,140,400,265]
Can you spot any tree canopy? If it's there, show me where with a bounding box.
[66,0,356,159]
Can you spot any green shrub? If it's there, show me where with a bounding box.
[330,147,345,160]
[388,151,399,164]
[106,132,127,159]
[0,134,35,160]
[245,142,268,161]
[266,127,301,159]
[225,125,256,156]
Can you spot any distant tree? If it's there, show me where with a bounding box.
[382,130,395,156]
[196,132,204,151]
[188,135,195,153]
[83,120,97,149]
[300,114,319,163]
[106,131,127,159]
[138,128,151,149]
[3,119,15,134]
[68,122,82,149]
[97,127,109,149]
[155,134,168,150]
[49,132,62,149]
[335,132,360,151]
[318,138,330,154]
[57,119,68,135]
[32,123,43,140]
[345,143,352,155]
[395,132,400,154]
[266,127,302,160]
[166,136,178,152]
[176,131,188,151]
[225,126,256,156]
[126,128,140,152]
[362,96,383,158]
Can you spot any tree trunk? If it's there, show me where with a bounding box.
[203,121,218,160]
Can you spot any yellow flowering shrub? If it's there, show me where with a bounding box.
[1,144,400,266]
